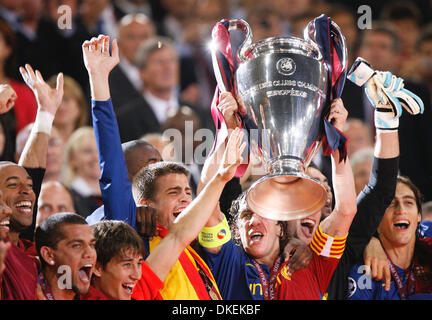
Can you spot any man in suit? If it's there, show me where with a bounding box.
[109,13,155,112]
[341,21,432,201]
[116,36,213,143]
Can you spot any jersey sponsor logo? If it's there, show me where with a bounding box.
[347,276,357,298]
[217,229,226,240]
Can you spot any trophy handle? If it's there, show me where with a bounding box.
[303,18,348,71]
[226,19,253,63]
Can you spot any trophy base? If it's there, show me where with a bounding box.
[245,173,327,221]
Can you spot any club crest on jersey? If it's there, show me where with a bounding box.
[347,276,357,298]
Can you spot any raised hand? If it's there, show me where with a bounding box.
[327,98,348,132]
[217,92,241,130]
[19,64,64,115]
[82,35,119,101]
[82,35,119,77]
[0,84,17,114]
[217,127,246,182]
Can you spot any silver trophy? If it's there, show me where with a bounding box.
[227,19,347,221]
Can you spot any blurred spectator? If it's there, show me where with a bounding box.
[157,0,196,57]
[0,20,37,135]
[47,74,89,143]
[46,0,93,100]
[400,29,432,94]
[116,36,212,143]
[14,123,65,183]
[36,180,75,228]
[344,119,374,157]
[113,0,151,16]
[421,201,432,222]
[161,105,205,194]
[109,13,155,112]
[246,4,283,41]
[62,126,102,218]
[290,10,319,38]
[0,0,23,31]
[416,30,432,95]
[0,115,14,161]
[329,4,359,66]
[180,0,229,108]
[350,147,374,196]
[79,0,120,39]
[381,1,422,74]
[14,0,68,82]
[268,0,323,36]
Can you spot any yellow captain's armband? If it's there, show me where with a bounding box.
[198,215,231,248]
[309,223,347,259]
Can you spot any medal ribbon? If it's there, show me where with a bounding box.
[38,272,55,300]
[386,255,416,300]
[253,256,281,300]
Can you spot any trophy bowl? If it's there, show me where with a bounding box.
[235,27,330,221]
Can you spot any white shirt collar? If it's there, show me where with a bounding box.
[143,90,179,124]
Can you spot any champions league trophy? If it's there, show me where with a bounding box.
[212,18,348,221]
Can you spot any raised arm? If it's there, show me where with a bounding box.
[18,65,64,168]
[146,128,245,281]
[320,99,357,237]
[82,35,137,227]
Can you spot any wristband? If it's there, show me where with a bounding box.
[198,215,231,248]
[33,110,55,134]
[374,109,399,131]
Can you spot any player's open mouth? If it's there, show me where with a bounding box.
[249,230,264,243]
[122,283,135,295]
[78,264,93,283]
[393,219,410,230]
[300,218,316,237]
[173,207,186,218]
[0,218,9,232]
[15,200,33,215]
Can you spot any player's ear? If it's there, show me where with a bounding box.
[93,261,103,278]
[40,246,55,267]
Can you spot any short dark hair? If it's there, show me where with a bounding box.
[122,140,161,175]
[132,161,190,202]
[380,1,422,25]
[35,212,88,269]
[92,220,144,268]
